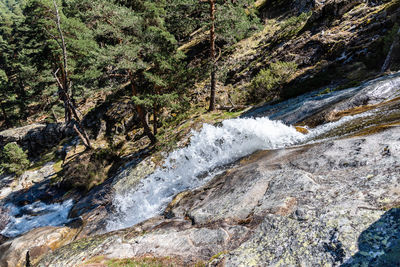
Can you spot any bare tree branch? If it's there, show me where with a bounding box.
[52,68,63,90]
[44,27,63,51]
[50,0,92,149]
[53,0,68,91]
[215,46,222,62]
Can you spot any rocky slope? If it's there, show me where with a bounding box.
[35,123,400,266]
[21,72,398,266]
[1,0,400,266]
[214,0,400,104]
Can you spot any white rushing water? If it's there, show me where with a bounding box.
[106,72,400,231]
[107,114,367,231]
[1,199,73,237]
[0,73,397,237]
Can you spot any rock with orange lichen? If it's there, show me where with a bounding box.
[295,126,309,134]
[0,226,78,267]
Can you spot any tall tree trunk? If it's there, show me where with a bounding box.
[140,105,157,144]
[58,89,72,122]
[129,73,157,144]
[53,1,69,99]
[208,0,216,112]
[52,0,91,149]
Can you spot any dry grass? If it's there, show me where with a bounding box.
[82,255,204,267]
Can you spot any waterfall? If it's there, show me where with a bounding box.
[107,114,368,231]
[0,199,73,237]
[107,72,400,231]
[106,118,306,230]
[3,72,397,236]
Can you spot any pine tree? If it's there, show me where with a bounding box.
[51,0,92,148]
[208,0,260,111]
[71,0,184,144]
[18,0,100,147]
[0,67,11,127]
[166,0,260,111]
[0,4,32,126]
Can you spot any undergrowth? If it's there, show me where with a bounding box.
[250,61,298,102]
[0,142,30,176]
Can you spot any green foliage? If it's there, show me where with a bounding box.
[0,0,101,127]
[164,0,261,45]
[164,0,208,42]
[104,256,204,267]
[0,6,31,125]
[0,0,25,18]
[281,11,311,29]
[216,0,261,45]
[69,0,192,138]
[335,80,361,91]
[133,93,179,109]
[22,0,101,98]
[251,61,297,101]
[277,11,311,40]
[0,142,30,176]
[0,0,258,136]
[209,251,229,262]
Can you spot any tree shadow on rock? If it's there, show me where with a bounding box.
[342,208,400,267]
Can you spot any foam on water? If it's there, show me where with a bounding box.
[107,118,304,230]
[0,73,397,236]
[107,72,400,231]
[1,199,74,237]
[107,114,364,231]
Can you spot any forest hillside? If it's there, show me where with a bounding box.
[0,0,400,266]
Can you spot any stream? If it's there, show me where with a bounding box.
[106,72,400,231]
[1,72,400,237]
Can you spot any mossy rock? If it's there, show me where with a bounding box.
[60,148,119,192]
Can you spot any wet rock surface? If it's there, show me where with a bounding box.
[0,162,56,201]
[1,1,399,265]
[299,72,400,128]
[38,126,400,266]
[243,71,400,125]
[0,162,68,207]
[2,71,399,266]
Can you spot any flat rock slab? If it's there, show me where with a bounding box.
[0,124,46,142]
[0,226,78,267]
[37,126,400,266]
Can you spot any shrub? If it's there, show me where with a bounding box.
[1,143,30,174]
[251,61,297,101]
[278,11,312,40]
[281,12,312,29]
[0,142,30,176]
